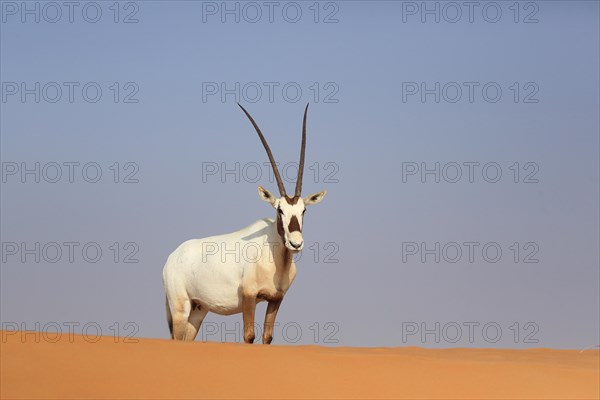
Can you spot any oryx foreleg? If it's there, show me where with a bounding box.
[262,300,282,344]
[242,293,257,344]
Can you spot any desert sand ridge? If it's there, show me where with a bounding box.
[1,331,598,399]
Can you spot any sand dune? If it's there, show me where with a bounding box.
[1,331,598,399]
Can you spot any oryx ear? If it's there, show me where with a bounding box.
[303,190,326,206]
[258,186,277,206]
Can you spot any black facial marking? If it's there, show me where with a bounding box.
[276,212,285,237]
[288,215,301,233]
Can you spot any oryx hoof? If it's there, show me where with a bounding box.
[262,335,273,344]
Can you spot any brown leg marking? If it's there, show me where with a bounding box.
[263,300,282,344]
[242,294,257,344]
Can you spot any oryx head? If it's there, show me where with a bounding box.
[238,103,326,252]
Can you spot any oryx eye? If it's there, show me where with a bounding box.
[278,208,284,215]
[302,209,306,215]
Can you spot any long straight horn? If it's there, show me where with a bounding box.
[238,103,287,196]
[294,103,309,197]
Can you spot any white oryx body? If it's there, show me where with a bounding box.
[163,104,326,344]
[163,218,296,316]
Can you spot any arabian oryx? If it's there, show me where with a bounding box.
[162,104,326,344]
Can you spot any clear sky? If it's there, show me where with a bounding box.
[1,0,598,349]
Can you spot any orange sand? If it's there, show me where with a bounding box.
[1,331,598,399]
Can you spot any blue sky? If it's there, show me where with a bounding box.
[1,1,598,348]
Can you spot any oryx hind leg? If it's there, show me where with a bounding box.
[166,296,174,338]
[185,303,208,341]
[171,298,193,341]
